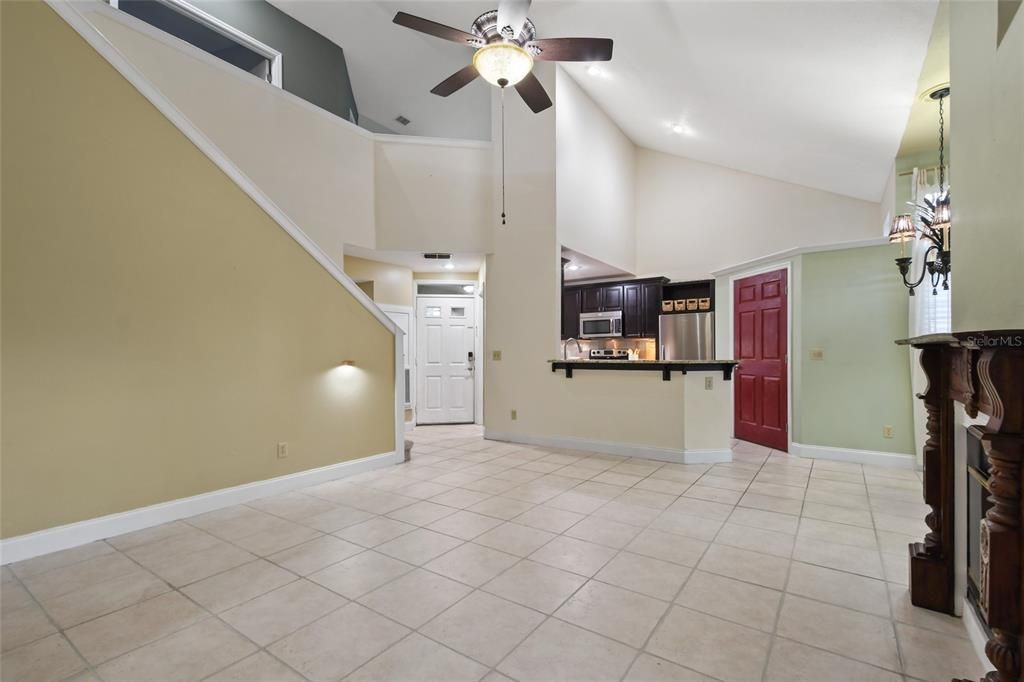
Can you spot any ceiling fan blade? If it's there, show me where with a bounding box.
[497,0,531,41]
[431,65,479,97]
[527,37,613,62]
[514,72,552,113]
[393,12,481,47]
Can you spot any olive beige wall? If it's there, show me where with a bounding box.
[343,256,414,308]
[85,5,376,266]
[0,1,395,538]
[949,0,1024,331]
[341,256,480,309]
[83,3,495,267]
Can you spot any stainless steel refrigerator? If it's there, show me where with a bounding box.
[659,313,715,360]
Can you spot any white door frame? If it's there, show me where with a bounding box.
[414,280,482,425]
[378,304,415,427]
[724,261,795,453]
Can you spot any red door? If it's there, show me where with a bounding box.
[734,269,788,451]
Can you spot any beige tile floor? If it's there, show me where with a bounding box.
[1,425,989,682]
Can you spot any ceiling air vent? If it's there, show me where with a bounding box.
[395,115,411,126]
[423,253,452,261]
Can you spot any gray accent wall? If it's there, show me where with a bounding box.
[185,0,359,122]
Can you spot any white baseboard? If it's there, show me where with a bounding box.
[963,598,994,673]
[484,430,732,465]
[0,451,400,565]
[790,442,915,468]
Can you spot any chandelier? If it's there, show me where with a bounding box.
[889,86,951,296]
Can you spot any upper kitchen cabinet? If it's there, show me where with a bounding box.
[561,287,582,340]
[581,284,623,313]
[624,281,665,337]
[565,277,667,339]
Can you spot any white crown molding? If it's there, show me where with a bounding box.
[710,237,889,277]
[484,430,732,464]
[790,441,916,469]
[0,451,401,565]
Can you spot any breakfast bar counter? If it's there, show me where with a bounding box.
[548,359,739,380]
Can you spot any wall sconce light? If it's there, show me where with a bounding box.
[339,360,356,367]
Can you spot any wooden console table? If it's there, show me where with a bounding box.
[897,331,1024,682]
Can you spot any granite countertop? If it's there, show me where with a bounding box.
[548,359,739,365]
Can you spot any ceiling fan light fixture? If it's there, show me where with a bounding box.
[473,43,533,87]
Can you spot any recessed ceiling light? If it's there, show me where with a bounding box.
[669,122,695,137]
[443,262,455,270]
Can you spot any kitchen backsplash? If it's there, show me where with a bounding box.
[563,337,657,360]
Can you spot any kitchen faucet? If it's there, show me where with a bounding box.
[563,337,582,360]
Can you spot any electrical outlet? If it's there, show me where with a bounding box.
[277,442,289,459]
[882,426,894,439]
[511,409,517,421]
[810,349,825,361]
[492,350,502,361]
[704,376,713,390]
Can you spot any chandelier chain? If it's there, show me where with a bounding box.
[938,95,945,191]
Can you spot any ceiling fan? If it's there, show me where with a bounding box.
[392,0,613,113]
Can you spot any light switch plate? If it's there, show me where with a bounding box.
[704,376,713,390]
[492,350,502,361]
[810,349,825,361]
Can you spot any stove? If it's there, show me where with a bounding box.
[590,349,630,360]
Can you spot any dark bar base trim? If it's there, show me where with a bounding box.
[550,361,737,381]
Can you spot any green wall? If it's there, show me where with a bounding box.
[798,245,914,454]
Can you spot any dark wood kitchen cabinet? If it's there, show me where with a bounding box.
[561,287,582,340]
[624,282,664,337]
[642,282,662,335]
[581,284,623,313]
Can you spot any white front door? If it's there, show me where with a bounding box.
[416,297,475,424]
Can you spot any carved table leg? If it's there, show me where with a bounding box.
[956,346,1024,682]
[909,345,956,613]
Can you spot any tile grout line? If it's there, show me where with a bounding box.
[5,430,958,682]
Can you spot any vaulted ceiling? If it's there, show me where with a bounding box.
[271,0,938,202]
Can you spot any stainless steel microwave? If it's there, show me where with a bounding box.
[579,311,622,338]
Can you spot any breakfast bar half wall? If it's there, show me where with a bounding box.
[485,360,737,464]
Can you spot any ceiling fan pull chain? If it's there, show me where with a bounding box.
[501,86,507,226]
